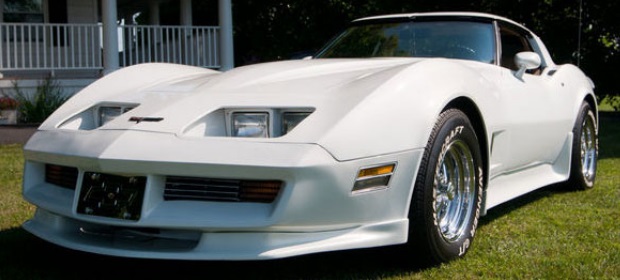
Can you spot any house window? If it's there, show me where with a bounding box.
[3,0,44,23]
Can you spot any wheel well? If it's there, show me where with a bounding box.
[584,94,598,119]
[443,97,489,209]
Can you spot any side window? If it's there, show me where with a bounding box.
[499,25,544,75]
[499,28,534,71]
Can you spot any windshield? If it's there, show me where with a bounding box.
[315,20,496,63]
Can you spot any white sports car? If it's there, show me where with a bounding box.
[22,12,598,265]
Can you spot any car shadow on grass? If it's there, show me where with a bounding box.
[478,183,568,227]
[0,226,426,280]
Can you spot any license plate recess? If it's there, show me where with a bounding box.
[77,172,146,221]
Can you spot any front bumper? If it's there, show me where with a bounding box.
[22,129,423,260]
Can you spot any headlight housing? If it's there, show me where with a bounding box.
[58,103,137,130]
[182,107,314,138]
[97,105,135,127]
[221,108,313,138]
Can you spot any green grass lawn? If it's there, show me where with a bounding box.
[1,117,619,279]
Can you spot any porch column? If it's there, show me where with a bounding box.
[219,0,234,71]
[0,0,3,77]
[102,0,119,74]
[180,0,192,26]
[149,0,160,25]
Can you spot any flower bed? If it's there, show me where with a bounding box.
[0,96,19,125]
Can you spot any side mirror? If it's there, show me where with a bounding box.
[514,52,541,79]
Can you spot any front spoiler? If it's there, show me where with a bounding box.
[24,208,408,260]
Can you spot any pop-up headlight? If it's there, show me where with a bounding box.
[58,103,137,130]
[232,112,269,138]
[183,108,313,138]
[227,109,313,138]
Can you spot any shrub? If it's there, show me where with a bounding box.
[602,95,620,111]
[10,77,70,124]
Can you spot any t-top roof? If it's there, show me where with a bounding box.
[353,12,533,34]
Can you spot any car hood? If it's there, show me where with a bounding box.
[39,57,498,160]
[46,58,423,139]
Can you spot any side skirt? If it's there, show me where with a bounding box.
[483,133,572,212]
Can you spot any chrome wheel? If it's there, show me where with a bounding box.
[434,139,476,242]
[567,102,597,190]
[580,113,597,183]
[409,109,483,264]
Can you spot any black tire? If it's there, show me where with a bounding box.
[567,102,598,190]
[407,109,484,265]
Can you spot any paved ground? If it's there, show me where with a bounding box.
[0,126,37,145]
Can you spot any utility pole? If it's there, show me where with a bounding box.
[577,0,583,67]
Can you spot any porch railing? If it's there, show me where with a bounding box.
[0,23,220,72]
[0,23,102,71]
[119,25,220,68]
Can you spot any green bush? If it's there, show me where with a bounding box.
[601,95,620,112]
[10,77,70,124]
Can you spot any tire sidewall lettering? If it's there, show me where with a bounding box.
[470,166,483,239]
[459,167,483,256]
[458,238,470,256]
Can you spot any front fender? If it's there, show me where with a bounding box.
[318,59,498,161]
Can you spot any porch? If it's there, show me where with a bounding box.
[0,22,222,75]
[0,0,234,88]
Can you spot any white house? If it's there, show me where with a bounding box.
[0,0,234,95]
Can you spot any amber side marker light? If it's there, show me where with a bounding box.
[240,180,283,203]
[352,163,396,194]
